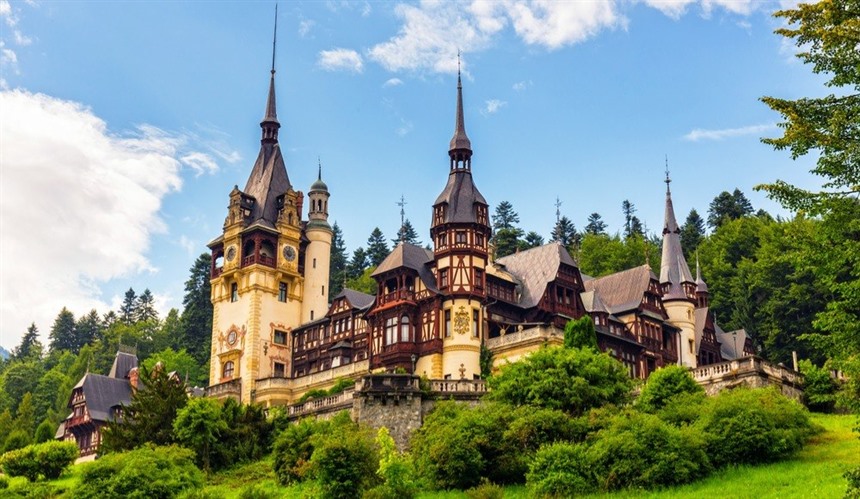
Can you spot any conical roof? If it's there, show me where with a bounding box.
[449,71,472,152]
[659,173,694,299]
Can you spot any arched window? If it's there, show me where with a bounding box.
[222,361,234,380]
[400,315,409,342]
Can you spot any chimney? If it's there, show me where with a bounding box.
[129,367,139,391]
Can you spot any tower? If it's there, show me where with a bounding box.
[302,163,333,323]
[659,168,698,368]
[429,63,491,380]
[695,253,709,308]
[207,12,308,401]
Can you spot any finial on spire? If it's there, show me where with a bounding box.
[448,50,472,166]
[318,156,322,180]
[272,4,278,75]
[555,197,562,223]
[664,154,671,193]
[397,195,407,241]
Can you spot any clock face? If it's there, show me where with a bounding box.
[226,246,237,262]
[227,330,237,346]
[283,245,297,262]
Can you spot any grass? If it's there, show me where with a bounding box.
[0,414,856,498]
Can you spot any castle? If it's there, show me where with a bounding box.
[204,54,757,408]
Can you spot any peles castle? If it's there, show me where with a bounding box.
[204,52,781,410]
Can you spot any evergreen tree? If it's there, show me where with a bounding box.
[392,219,421,246]
[119,288,137,325]
[102,364,189,452]
[329,222,348,300]
[680,208,706,257]
[551,216,579,248]
[365,228,390,267]
[585,212,607,235]
[493,228,525,258]
[524,231,545,248]
[180,253,213,366]
[135,289,158,323]
[347,247,369,280]
[621,200,644,238]
[75,309,103,348]
[13,323,42,361]
[492,201,520,231]
[102,311,118,329]
[48,307,77,353]
[707,189,754,229]
[14,392,36,438]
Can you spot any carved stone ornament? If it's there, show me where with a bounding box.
[454,306,469,335]
[226,245,237,262]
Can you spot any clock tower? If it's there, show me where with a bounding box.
[206,29,318,402]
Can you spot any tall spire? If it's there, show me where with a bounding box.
[659,159,694,299]
[261,5,280,143]
[449,50,472,170]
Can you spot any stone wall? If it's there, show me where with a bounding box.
[691,356,804,400]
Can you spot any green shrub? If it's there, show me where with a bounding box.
[655,391,707,427]
[237,483,278,499]
[373,427,417,499]
[845,465,860,499]
[33,420,56,444]
[297,389,329,404]
[799,360,838,412]
[526,442,594,497]
[637,365,704,413]
[173,397,226,471]
[75,445,203,499]
[0,474,8,489]
[3,430,30,453]
[695,387,816,468]
[488,345,632,416]
[587,411,710,490]
[328,377,354,395]
[465,479,504,499]
[309,419,379,498]
[0,440,78,481]
[210,399,273,471]
[273,417,326,485]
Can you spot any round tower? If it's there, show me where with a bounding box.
[301,164,332,323]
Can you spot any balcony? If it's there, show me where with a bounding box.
[242,254,276,268]
[430,379,487,394]
[380,289,416,306]
[206,379,242,399]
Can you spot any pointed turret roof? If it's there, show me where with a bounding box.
[242,10,291,226]
[660,168,695,299]
[695,252,708,293]
[449,64,472,153]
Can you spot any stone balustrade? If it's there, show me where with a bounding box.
[288,388,355,417]
[429,379,487,393]
[485,325,563,350]
[691,355,803,399]
[205,379,241,399]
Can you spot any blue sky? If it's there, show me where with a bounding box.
[0,0,824,350]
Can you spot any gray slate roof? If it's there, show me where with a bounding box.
[694,307,711,354]
[580,290,608,314]
[335,288,376,310]
[108,351,138,380]
[496,242,575,309]
[433,171,487,224]
[660,185,694,298]
[70,373,132,423]
[372,243,439,292]
[243,143,291,225]
[717,327,749,360]
[583,265,657,315]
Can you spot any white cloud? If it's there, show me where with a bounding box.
[0,89,211,348]
[505,1,623,49]
[512,80,532,91]
[483,99,507,115]
[318,48,364,73]
[0,1,10,16]
[180,151,219,176]
[13,30,30,46]
[383,78,404,88]
[683,123,776,141]
[178,235,196,257]
[396,118,413,136]
[641,0,696,20]
[701,0,755,16]
[298,19,315,38]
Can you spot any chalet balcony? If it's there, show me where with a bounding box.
[67,414,92,429]
[379,289,416,305]
[242,254,276,268]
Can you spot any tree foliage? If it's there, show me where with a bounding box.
[637,365,704,413]
[578,233,661,277]
[707,188,754,229]
[366,228,391,267]
[330,222,348,300]
[180,253,213,366]
[563,316,598,350]
[585,212,607,235]
[680,208,706,258]
[48,307,77,353]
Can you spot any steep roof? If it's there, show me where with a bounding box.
[583,265,657,315]
[243,143,291,225]
[70,373,132,423]
[694,307,711,353]
[580,290,608,314]
[717,327,749,360]
[335,288,375,310]
[660,178,694,299]
[432,172,487,223]
[108,351,138,380]
[372,243,439,292]
[496,242,576,309]
[449,71,472,152]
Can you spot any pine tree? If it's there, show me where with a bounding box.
[180,253,213,366]
[48,307,77,353]
[622,200,637,237]
[14,392,36,438]
[680,208,706,257]
[585,212,607,235]
[329,222,348,300]
[492,201,519,231]
[551,216,579,248]
[524,231,544,248]
[75,309,103,348]
[707,189,754,229]
[120,288,137,324]
[392,219,421,246]
[102,311,119,329]
[135,289,158,323]
[366,228,390,267]
[13,323,42,361]
[347,247,369,280]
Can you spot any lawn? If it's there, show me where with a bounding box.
[1,414,856,498]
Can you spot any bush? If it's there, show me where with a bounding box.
[798,359,838,412]
[173,397,226,471]
[845,465,860,499]
[309,419,379,498]
[297,389,329,404]
[695,387,816,468]
[488,345,632,416]
[587,411,710,491]
[75,445,203,499]
[655,391,707,427]
[526,442,594,497]
[3,430,30,453]
[210,399,273,471]
[0,475,8,489]
[273,417,327,485]
[410,403,485,490]
[0,440,78,481]
[372,427,417,499]
[637,365,704,413]
[33,420,56,444]
[465,479,504,499]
